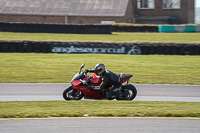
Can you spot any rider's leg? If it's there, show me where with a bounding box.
[106,86,123,100]
[106,87,116,100]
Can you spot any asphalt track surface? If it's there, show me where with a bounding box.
[1,84,200,133]
[1,117,200,133]
[0,83,200,102]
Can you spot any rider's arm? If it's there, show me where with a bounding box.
[100,75,109,90]
[85,69,95,73]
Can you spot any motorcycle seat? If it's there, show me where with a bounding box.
[119,73,133,80]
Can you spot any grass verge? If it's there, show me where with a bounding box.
[0,32,200,43]
[0,101,200,118]
[0,53,200,84]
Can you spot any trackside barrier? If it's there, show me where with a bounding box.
[159,25,200,33]
[1,22,199,33]
[185,25,196,32]
[0,22,111,34]
[112,25,158,32]
[174,25,185,32]
[0,22,158,33]
[158,25,175,33]
[0,41,200,55]
[196,26,200,32]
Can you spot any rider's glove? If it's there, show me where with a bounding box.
[82,80,87,85]
[85,69,89,73]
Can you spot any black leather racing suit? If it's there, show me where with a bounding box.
[87,69,122,99]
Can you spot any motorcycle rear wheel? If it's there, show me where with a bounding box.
[116,84,137,100]
[63,86,84,100]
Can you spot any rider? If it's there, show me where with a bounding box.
[85,63,122,100]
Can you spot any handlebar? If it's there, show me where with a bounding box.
[83,71,88,78]
[83,72,93,81]
[79,73,93,86]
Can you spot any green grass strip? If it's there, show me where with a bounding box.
[0,101,200,118]
[1,32,200,43]
[0,53,200,85]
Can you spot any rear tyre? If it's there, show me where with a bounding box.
[116,84,137,100]
[63,86,84,100]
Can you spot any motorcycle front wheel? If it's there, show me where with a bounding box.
[116,84,137,100]
[63,86,84,100]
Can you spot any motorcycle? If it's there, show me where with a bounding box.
[63,63,137,100]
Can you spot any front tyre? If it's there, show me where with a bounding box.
[117,84,137,100]
[63,86,84,100]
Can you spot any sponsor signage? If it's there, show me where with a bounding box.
[51,44,141,55]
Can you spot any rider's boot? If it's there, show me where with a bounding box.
[115,92,123,99]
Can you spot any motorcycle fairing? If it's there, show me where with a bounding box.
[89,73,102,86]
[71,73,105,99]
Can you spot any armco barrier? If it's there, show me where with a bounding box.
[159,25,200,33]
[0,41,200,55]
[0,22,112,34]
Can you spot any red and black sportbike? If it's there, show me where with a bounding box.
[63,63,137,100]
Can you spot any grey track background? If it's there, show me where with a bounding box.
[0,83,200,102]
[1,118,200,133]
